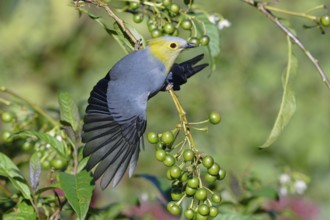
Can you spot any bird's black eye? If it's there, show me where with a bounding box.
[170,43,177,49]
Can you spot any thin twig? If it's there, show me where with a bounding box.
[169,89,197,151]
[241,0,330,89]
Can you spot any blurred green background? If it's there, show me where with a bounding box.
[0,0,329,219]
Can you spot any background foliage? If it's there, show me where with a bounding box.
[0,0,330,219]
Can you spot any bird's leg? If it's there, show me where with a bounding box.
[134,39,143,51]
[165,83,174,91]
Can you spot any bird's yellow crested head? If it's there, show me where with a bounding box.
[147,36,195,72]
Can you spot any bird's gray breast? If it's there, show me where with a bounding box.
[106,49,167,121]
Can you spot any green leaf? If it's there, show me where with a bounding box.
[194,11,220,71]
[59,170,94,220]
[58,92,80,131]
[0,153,31,200]
[259,37,297,148]
[18,131,66,158]
[213,212,256,220]
[3,201,36,220]
[112,22,134,54]
[29,153,41,191]
[78,8,143,54]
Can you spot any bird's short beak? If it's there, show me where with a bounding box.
[184,42,196,49]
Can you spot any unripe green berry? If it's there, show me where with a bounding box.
[151,29,162,38]
[155,149,166,161]
[184,208,195,219]
[209,111,221,124]
[195,188,207,201]
[163,23,175,34]
[218,168,226,180]
[147,131,159,144]
[187,177,199,188]
[205,173,217,183]
[202,155,214,168]
[170,165,182,179]
[189,37,199,46]
[161,131,174,145]
[162,0,172,7]
[180,171,188,182]
[198,204,210,216]
[199,35,210,46]
[183,149,194,162]
[129,2,140,10]
[42,160,51,170]
[167,203,181,216]
[208,163,220,176]
[196,213,208,220]
[51,159,66,170]
[209,206,219,217]
[169,3,180,14]
[320,15,330,27]
[133,13,144,23]
[211,194,222,203]
[2,131,12,142]
[181,19,192,30]
[1,111,15,123]
[163,154,175,167]
[22,141,33,151]
[185,185,197,196]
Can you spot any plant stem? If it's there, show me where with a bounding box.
[0,86,60,127]
[241,0,330,89]
[264,5,318,21]
[169,89,197,151]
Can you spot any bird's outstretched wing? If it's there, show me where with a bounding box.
[162,53,209,91]
[82,75,146,189]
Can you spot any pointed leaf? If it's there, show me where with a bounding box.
[3,201,36,220]
[18,131,66,158]
[59,170,94,220]
[0,153,31,200]
[259,37,297,148]
[29,153,41,191]
[58,92,80,131]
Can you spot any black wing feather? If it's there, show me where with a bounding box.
[82,76,146,189]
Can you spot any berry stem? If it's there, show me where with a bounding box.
[264,5,318,21]
[169,89,197,151]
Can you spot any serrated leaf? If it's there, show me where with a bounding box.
[259,37,297,148]
[18,131,66,158]
[194,11,220,71]
[0,153,31,200]
[58,92,80,131]
[29,153,41,191]
[3,201,36,220]
[59,170,94,220]
[134,174,171,202]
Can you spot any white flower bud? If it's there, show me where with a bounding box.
[294,180,307,194]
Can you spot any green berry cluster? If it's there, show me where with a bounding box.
[125,0,211,46]
[147,111,224,219]
[1,110,69,170]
